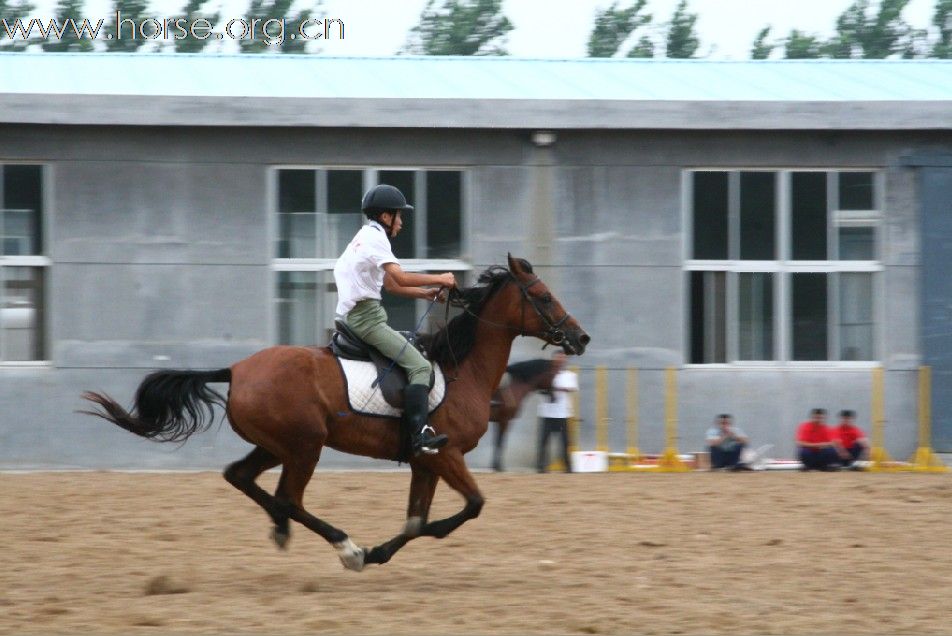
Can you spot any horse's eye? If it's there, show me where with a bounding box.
[541,294,552,304]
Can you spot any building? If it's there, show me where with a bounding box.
[1,53,951,469]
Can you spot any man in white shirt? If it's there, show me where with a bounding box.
[333,184,456,455]
[705,414,750,470]
[536,352,578,473]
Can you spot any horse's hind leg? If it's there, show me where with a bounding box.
[363,463,439,566]
[223,446,287,547]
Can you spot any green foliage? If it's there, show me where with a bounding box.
[0,0,35,51]
[665,0,699,58]
[402,0,512,56]
[824,0,917,58]
[586,0,651,57]
[750,26,774,59]
[41,0,94,52]
[172,0,220,53]
[931,0,952,57]
[784,29,825,58]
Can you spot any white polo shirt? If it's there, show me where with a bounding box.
[333,221,399,317]
[537,370,579,419]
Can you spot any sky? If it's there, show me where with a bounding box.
[26,0,942,58]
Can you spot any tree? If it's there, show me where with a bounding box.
[824,0,918,58]
[750,26,774,59]
[931,0,952,57]
[0,0,35,51]
[784,29,825,58]
[402,0,512,56]
[238,0,318,54]
[102,0,150,52]
[665,0,699,58]
[172,0,220,53]
[41,0,94,52]
[586,0,652,57]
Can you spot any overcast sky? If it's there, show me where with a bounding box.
[29,0,942,58]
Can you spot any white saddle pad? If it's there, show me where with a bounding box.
[338,358,447,418]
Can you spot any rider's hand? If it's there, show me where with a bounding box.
[439,272,457,288]
[423,287,448,303]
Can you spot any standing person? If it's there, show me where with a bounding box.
[830,409,870,469]
[536,352,578,473]
[705,414,750,470]
[795,408,848,471]
[333,184,456,456]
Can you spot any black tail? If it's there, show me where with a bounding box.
[80,368,232,443]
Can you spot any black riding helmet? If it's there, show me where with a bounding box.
[361,184,414,217]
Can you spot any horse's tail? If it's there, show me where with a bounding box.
[80,368,232,443]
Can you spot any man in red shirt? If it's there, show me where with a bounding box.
[796,408,848,471]
[830,409,870,469]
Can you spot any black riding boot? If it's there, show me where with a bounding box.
[404,383,448,455]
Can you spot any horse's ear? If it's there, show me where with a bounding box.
[507,253,522,274]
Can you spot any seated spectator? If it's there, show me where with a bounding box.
[796,408,849,471]
[830,409,870,469]
[705,414,750,470]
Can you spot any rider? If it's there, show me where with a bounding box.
[333,184,456,455]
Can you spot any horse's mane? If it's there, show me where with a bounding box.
[419,261,531,367]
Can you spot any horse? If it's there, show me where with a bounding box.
[489,359,560,472]
[81,254,590,572]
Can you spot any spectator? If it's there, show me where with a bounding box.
[536,352,578,473]
[830,409,870,470]
[705,414,751,470]
[796,408,849,471]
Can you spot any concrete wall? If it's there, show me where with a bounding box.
[1,125,948,469]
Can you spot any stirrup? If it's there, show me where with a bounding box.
[413,424,448,456]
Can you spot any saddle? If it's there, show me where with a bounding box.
[330,320,434,410]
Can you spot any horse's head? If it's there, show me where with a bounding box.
[505,254,590,356]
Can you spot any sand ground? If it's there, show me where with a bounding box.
[1,470,951,635]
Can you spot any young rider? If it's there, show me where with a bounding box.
[333,184,456,455]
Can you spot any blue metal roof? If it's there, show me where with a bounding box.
[1,52,951,101]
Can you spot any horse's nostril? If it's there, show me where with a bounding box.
[579,333,591,346]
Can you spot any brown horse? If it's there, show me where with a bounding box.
[489,359,559,472]
[81,255,589,571]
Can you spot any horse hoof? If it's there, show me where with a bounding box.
[271,527,290,550]
[334,538,366,572]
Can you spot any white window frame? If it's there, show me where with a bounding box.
[0,162,52,366]
[684,168,883,368]
[268,166,472,344]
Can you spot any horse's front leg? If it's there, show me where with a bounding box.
[418,448,484,539]
[362,462,438,566]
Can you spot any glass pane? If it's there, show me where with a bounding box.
[791,172,827,260]
[378,170,416,260]
[2,266,44,361]
[839,272,874,361]
[2,165,42,255]
[277,170,316,258]
[323,170,364,258]
[839,172,874,210]
[792,273,828,360]
[426,171,462,258]
[381,293,416,333]
[276,271,317,345]
[838,227,875,260]
[738,272,774,360]
[692,172,728,259]
[740,172,776,260]
[690,271,725,363]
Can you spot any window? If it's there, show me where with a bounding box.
[687,170,880,364]
[273,168,469,344]
[1,165,47,362]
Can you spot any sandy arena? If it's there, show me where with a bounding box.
[1,470,951,635]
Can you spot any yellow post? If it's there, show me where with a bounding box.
[626,367,642,464]
[657,366,690,472]
[905,366,948,472]
[596,365,610,454]
[868,366,897,472]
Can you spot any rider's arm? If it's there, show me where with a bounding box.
[382,263,456,289]
[383,273,440,300]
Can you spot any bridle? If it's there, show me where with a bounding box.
[447,270,573,348]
